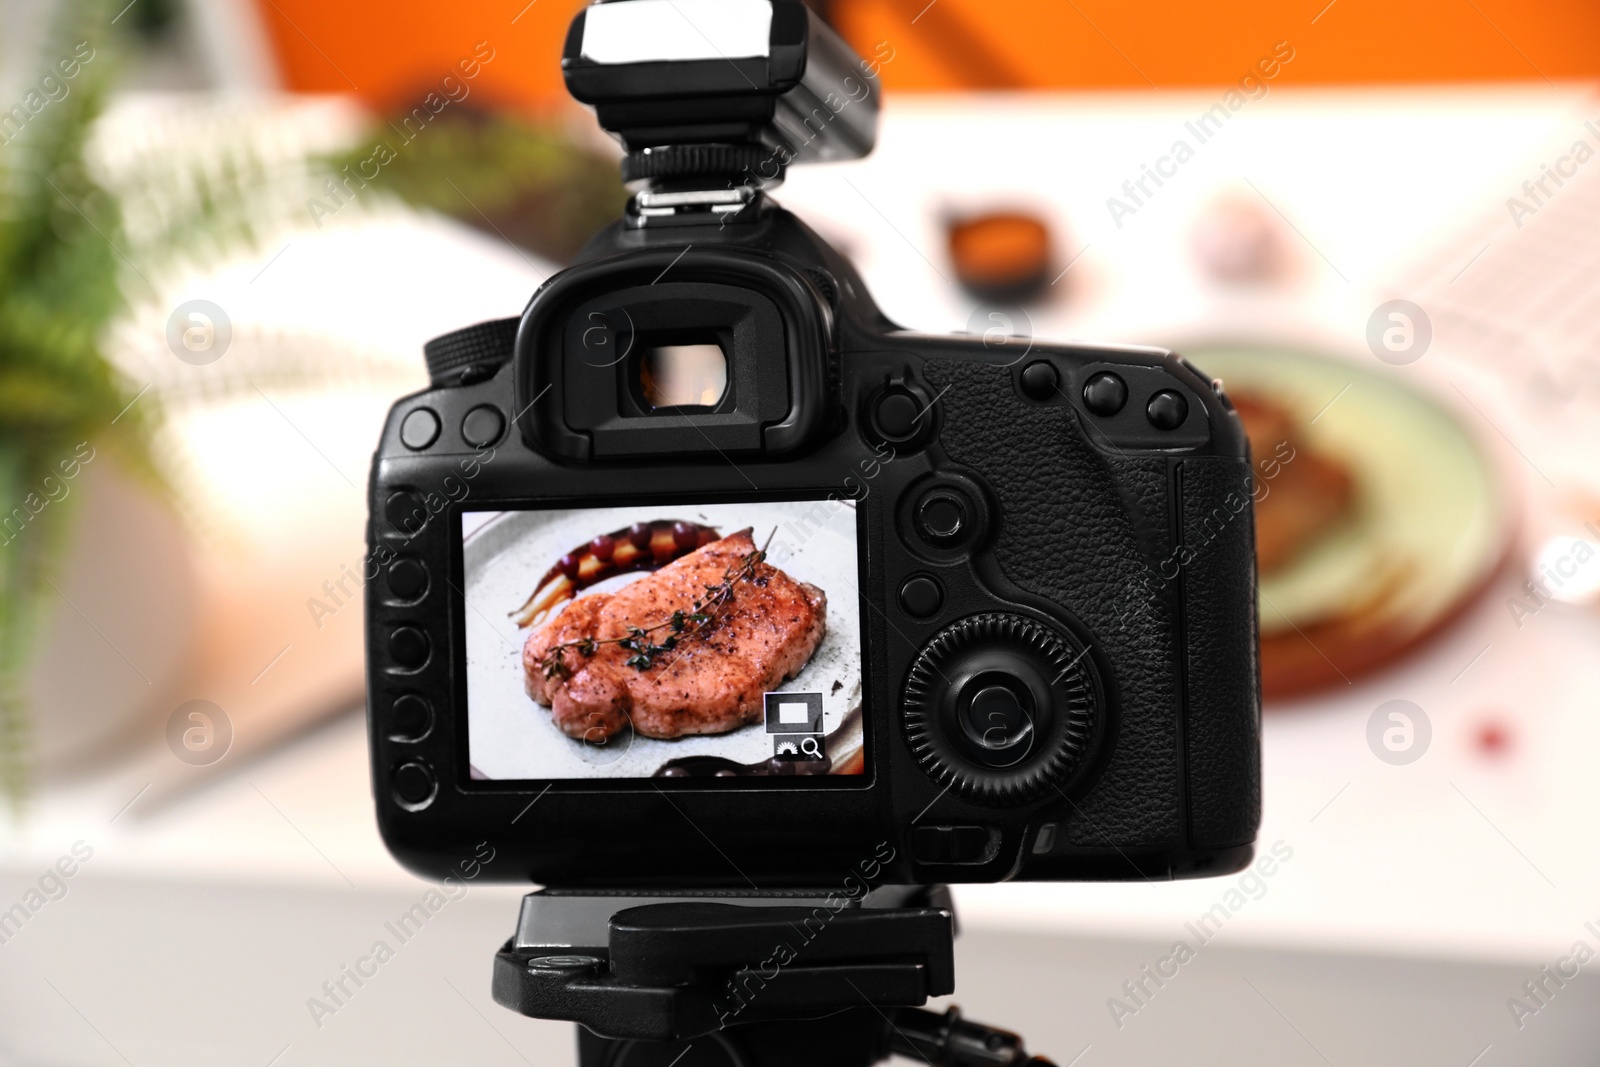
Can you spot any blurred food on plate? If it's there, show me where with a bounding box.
[1230,391,1355,574]
[1191,344,1513,701]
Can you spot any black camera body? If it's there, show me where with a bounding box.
[366,0,1260,890]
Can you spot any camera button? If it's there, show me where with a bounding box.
[392,761,437,809]
[911,825,994,863]
[872,391,921,440]
[388,694,433,742]
[899,575,944,619]
[962,683,1033,752]
[1019,360,1059,402]
[1082,372,1128,416]
[1146,389,1189,430]
[400,408,441,450]
[386,558,428,601]
[388,626,431,670]
[916,491,966,543]
[950,826,991,862]
[461,404,506,448]
[385,491,426,534]
[912,825,949,862]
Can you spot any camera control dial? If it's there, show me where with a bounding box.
[903,613,1098,804]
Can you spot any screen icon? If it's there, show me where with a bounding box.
[764,691,823,734]
[774,734,826,760]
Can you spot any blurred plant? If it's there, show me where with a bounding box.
[0,0,159,809]
[0,7,625,809]
[325,107,627,263]
[0,0,292,810]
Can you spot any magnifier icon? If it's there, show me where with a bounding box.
[800,736,823,759]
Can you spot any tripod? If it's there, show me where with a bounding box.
[492,885,1053,1067]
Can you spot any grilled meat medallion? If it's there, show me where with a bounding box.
[523,530,827,740]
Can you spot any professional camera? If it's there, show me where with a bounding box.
[365,0,1261,894]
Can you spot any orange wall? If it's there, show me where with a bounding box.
[255,0,583,113]
[257,0,1600,111]
[830,0,1600,91]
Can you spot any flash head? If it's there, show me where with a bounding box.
[562,0,880,187]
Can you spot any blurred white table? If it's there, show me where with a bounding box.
[5,86,1600,1065]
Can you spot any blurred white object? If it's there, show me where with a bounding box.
[1398,92,1600,496]
[0,0,276,95]
[1521,507,1600,610]
[26,461,197,770]
[1190,190,1290,283]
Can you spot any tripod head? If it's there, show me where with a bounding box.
[493,885,1055,1066]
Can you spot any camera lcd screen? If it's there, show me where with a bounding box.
[461,499,865,782]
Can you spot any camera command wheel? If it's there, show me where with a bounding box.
[903,613,1097,807]
[494,886,1056,1067]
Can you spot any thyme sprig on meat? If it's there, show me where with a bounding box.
[537,533,772,681]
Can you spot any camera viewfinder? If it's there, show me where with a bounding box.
[640,341,728,409]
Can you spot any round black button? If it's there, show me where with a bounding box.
[917,492,966,543]
[1082,372,1128,416]
[392,761,436,808]
[873,391,921,440]
[1146,389,1189,430]
[388,626,430,670]
[461,404,505,448]
[961,682,1034,753]
[385,491,426,534]
[389,694,433,741]
[386,558,428,601]
[399,408,440,450]
[1019,361,1059,402]
[898,575,944,618]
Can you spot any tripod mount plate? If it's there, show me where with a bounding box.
[493,886,955,1043]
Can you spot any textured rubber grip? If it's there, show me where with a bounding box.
[423,316,520,387]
